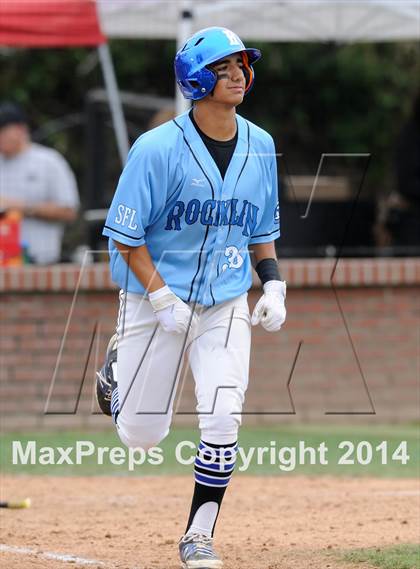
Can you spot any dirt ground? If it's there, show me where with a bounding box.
[1,476,419,569]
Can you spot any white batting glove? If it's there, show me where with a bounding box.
[149,285,196,334]
[251,280,287,332]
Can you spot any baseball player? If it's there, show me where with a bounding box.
[97,27,286,568]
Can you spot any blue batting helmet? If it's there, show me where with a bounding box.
[174,27,261,101]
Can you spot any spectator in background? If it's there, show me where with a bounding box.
[0,102,80,264]
[377,90,420,253]
[392,90,420,248]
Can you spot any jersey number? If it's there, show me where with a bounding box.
[222,245,244,272]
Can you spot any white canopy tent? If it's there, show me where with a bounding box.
[98,0,420,43]
[97,0,420,114]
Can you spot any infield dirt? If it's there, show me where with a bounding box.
[1,475,419,568]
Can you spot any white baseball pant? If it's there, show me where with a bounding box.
[114,291,251,449]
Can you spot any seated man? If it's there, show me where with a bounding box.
[0,102,80,264]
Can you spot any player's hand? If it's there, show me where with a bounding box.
[149,285,196,334]
[251,280,287,332]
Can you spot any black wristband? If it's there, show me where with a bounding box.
[255,258,281,284]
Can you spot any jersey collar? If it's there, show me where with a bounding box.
[177,111,250,192]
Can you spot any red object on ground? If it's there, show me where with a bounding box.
[0,0,105,47]
[0,212,22,266]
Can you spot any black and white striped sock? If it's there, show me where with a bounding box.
[185,440,238,537]
[110,386,119,423]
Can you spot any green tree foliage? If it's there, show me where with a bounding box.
[246,42,419,193]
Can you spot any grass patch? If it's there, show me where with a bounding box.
[343,544,420,569]
[0,424,418,477]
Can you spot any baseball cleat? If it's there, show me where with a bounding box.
[179,533,223,568]
[95,333,118,416]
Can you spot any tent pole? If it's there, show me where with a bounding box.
[175,0,193,117]
[98,43,129,165]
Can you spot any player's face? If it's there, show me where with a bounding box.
[209,53,247,106]
[0,124,27,157]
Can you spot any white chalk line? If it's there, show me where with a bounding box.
[0,543,108,566]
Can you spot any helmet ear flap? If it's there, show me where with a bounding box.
[204,66,218,83]
[203,66,218,96]
[189,66,218,99]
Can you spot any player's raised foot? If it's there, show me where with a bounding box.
[179,533,223,568]
[95,333,118,417]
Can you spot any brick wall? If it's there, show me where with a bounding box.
[0,259,419,431]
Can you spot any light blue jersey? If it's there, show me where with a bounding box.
[103,112,280,306]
